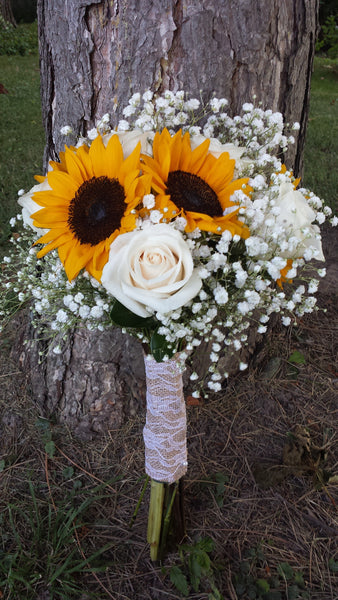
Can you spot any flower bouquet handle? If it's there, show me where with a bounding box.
[143,355,187,560]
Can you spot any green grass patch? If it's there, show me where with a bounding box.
[0,53,44,245]
[303,57,338,210]
[1,476,117,599]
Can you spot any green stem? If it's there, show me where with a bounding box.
[159,482,178,559]
[129,475,150,528]
[147,479,165,561]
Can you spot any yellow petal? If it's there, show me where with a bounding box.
[103,134,124,178]
[118,142,141,184]
[47,170,78,198]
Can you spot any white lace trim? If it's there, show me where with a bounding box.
[143,356,187,483]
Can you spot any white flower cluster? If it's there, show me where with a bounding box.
[0,223,111,339]
[115,91,294,179]
[118,89,203,133]
[1,90,336,394]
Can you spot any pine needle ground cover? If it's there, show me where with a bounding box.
[0,56,337,600]
[0,257,337,599]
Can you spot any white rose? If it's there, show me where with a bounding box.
[190,134,245,161]
[272,182,325,261]
[190,134,251,173]
[101,224,202,317]
[102,129,154,157]
[17,178,51,234]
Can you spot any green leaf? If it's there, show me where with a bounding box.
[294,572,306,587]
[44,440,55,458]
[329,557,338,572]
[247,583,257,599]
[189,555,202,591]
[170,566,189,596]
[0,459,5,472]
[198,536,215,554]
[256,578,270,593]
[208,594,220,600]
[110,299,156,329]
[62,466,74,479]
[240,561,251,575]
[215,472,229,507]
[277,562,294,580]
[190,561,201,592]
[35,416,51,440]
[195,550,211,574]
[208,586,224,600]
[288,585,301,600]
[150,330,175,362]
[288,350,306,365]
[234,582,247,596]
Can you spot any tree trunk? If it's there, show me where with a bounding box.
[0,0,16,26]
[21,0,318,437]
[38,0,318,174]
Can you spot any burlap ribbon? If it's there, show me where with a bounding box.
[143,356,188,484]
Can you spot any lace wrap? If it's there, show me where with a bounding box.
[143,356,188,484]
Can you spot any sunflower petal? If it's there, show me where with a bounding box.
[47,170,78,198]
[103,134,124,178]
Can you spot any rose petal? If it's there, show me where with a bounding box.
[101,224,202,316]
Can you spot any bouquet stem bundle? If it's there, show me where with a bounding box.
[147,480,185,561]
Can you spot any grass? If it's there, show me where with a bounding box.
[303,56,338,209]
[1,478,115,599]
[0,53,44,246]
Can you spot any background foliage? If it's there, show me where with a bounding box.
[0,20,38,55]
[9,0,37,24]
[317,0,338,58]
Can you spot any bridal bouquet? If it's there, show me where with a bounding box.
[1,90,336,559]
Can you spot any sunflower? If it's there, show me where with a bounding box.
[279,164,301,189]
[277,258,294,288]
[141,128,251,238]
[31,134,150,281]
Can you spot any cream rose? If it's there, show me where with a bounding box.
[270,182,325,261]
[101,224,202,317]
[18,178,51,234]
[102,129,154,157]
[190,134,245,162]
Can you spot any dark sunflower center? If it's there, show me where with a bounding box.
[68,176,126,246]
[166,170,223,217]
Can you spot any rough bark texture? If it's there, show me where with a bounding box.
[21,0,319,437]
[38,0,318,173]
[0,0,16,25]
[19,324,146,439]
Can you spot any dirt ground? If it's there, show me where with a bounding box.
[0,223,337,600]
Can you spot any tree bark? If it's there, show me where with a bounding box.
[0,0,16,26]
[21,0,318,437]
[38,0,318,174]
